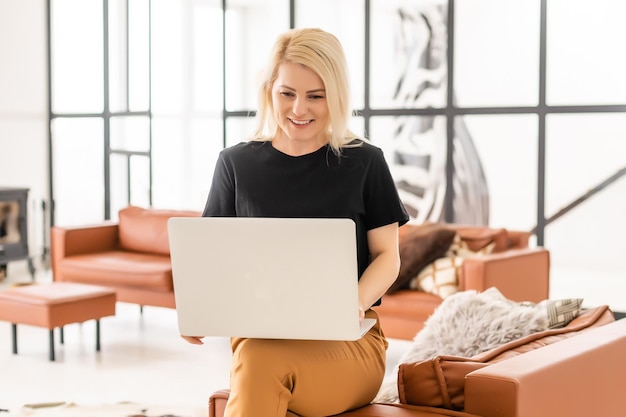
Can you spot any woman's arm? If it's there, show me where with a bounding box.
[357,222,401,321]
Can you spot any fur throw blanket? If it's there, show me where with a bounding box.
[373,287,550,404]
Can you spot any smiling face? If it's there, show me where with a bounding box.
[271,61,330,152]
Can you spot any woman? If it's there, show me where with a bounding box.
[183,28,409,417]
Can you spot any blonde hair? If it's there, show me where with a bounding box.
[253,28,361,154]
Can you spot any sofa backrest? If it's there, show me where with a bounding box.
[453,225,530,252]
[397,305,615,410]
[118,205,201,256]
[390,223,531,295]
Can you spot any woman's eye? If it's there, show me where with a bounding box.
[309,95,324,100]
[279,91,294,97]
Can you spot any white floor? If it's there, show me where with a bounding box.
[0,262,412,415]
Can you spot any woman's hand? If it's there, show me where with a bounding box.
[359,306,365,324]
[181,335,205,345]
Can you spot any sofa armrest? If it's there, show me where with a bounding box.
[464,318,626,417]
[504,230,531,249]
[209,389,230,417]
[51,223,120,276]
[460,248,550,303]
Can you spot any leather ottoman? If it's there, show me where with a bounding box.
[0,282,116,361]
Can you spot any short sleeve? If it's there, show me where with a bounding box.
[202,152,236,217]
[364,147,410,230]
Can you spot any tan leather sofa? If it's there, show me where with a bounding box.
[51,206,549,330]
[376,224,550,340]
[51,205,200,308]
[209,306,626,417]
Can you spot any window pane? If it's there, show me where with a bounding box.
[370,114,510,226]
[110,116,150,152]
[545,113,626,310]
[226,116,257,148]
[107,0,151,112]
[369,115,449,223]
[225,0,289,111]
[546,0,626,106]
[454,0,540,107]
[128,0,150,111]
[192,3,223,113]
[152,1,185,114]
[545,114,626,227]
[187,119,224,211]
[109,153,129,214]
[152,116,223,210]
[350,115,365,139]
[110,153,151,216]
[51,0,103,113]
[51,118,104,226]
[152,0,223,115]
[370,0,448,109]
[109,0,129,112]
[463,115,538,231]
[295,0,365,110]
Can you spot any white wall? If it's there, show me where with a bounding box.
[0,0,49,273]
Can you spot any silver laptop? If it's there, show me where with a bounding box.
[167,217,376,341]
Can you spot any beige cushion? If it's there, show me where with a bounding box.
[409,255,463,298]
[387,223,456,294]
[540,298,584,329]
[409,234,496,298]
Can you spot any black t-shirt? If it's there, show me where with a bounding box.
[203,140,409,304]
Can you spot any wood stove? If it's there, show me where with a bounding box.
[0,187,35,280]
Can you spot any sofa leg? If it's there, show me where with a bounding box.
[95,319,101,352]
[11,323,17,354]
[49,329,55,361]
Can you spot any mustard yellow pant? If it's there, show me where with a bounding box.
[223,309,387,417]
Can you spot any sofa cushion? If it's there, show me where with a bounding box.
[454,226,509,253]
[409,255,463,299]
[409,235,497,298]
[397,305,614,410]
[388,223,456,294]
[57,250,175,291]
[541,297,584,329]
[118,206,200,256]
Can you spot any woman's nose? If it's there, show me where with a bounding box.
[292,97,307,116]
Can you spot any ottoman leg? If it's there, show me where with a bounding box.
[60,327,64,344]
[49,329,55,361]
[95,319,101,352]
[11,324,17,354]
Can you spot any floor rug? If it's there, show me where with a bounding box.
[2,402,205,417]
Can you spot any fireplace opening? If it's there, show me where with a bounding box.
[0,187,35,281]
[0,201,22,244]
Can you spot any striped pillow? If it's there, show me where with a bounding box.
[540,298,584,329]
